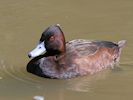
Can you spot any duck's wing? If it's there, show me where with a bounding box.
[66,39,119,56]
[66,39,99,56]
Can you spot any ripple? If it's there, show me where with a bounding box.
[0,60,46,86]
[66,70,111,92]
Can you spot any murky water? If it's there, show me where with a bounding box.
[0,0,133,100]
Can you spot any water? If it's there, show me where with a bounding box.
[0,0,133,100]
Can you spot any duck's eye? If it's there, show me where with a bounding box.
[50,36,55,41]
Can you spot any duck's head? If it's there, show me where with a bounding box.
[28,24,66,58]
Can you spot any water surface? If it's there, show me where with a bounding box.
[0,0,133,100]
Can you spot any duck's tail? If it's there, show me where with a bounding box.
[111,40,126,65]
[113,40,126,64]
[118,40,126,57]
[118,40,126,49]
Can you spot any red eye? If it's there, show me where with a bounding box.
[50,36,55,41]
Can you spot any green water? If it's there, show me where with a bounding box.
[0,0,133,100]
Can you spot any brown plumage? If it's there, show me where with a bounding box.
[27,24,126,79]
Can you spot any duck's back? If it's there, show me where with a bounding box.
[66,39,118,57]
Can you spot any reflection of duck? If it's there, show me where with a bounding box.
[66,70,111,92]
[27,24,126,79]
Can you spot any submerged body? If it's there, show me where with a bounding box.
[27,25,126,79]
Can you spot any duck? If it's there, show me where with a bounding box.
[27,24,126,79]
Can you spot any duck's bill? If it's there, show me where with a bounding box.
[28,42,46,58]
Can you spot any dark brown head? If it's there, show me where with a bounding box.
[28,24,66,58]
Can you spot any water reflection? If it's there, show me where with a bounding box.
[66,70,111,92]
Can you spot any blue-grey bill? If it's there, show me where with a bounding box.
[28,42,46,58]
